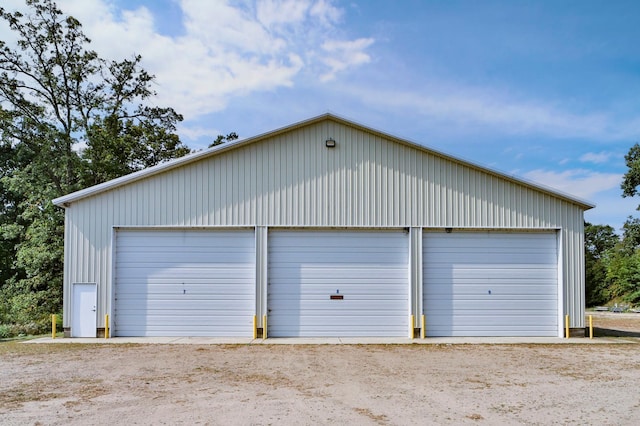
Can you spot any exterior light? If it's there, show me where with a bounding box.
[325,138,336,148]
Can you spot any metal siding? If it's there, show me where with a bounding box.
[114,229,255,336]
[268,230,409,337]
[423,231,559,336]
[61,119,586,329]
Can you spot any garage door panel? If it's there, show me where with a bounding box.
[115,280,255,292]
[428,327,558,337]
[114,229,255,337]
[269,230,409,337]
[427,316,558,327]
[426,299,557,310]
[116,275,255,284]
[429,283,557,300]
[424,231,558,337]
[432,253,553,266]
[270,272,407,281]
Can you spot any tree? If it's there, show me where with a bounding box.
[622,143,640,205]
[620,216,640,253]
[0,0,190,330]
[584,222,618,306]
[209,132,238,148]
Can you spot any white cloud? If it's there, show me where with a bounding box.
[522,169,621,200]
[310,0,343,25]
[579,151,613,164]
[257,0,311,28]
[320,38,375,82]
[0,0,373,123]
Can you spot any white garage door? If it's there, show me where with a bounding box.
[268,230,409,337]
[114,229,255,337]
[423,231,558,337]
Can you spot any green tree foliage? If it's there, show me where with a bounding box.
[584,222,618,306]
[0,0,190,329]
[602,216,640,306]
[621,143,640,201]
[209,132,238,148]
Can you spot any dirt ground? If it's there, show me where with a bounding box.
[1,314,640,425]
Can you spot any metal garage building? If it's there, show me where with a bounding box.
[53,114,593,338]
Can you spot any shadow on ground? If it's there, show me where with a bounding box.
[594,327,640,338]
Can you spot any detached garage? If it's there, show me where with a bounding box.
[53,113,593,338]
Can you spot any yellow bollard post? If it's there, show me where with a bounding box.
[565,315,570,339]
[589,315,593,340]
[51,314,56,339]
[263,315,267,339]
[252,315,257,339]
[420,315,426,339]
[105,314,109,339]
[409,315,415,338]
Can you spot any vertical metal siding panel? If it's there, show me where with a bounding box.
[344,127,352,226]
[245,149,251,225]
[186,163,194,225]
[87,200,95,284]
[365,133,370,225]
[453,164,461,226]
[220,152,228,225]
[343,125,350,226]
[393,142,400,226]
[255,226,268,322]
[328,130,336,226]
[63,210,73,326]
[435,155,442,226]
[380,138,388,226]
[234,150,241,224]
[331,125,339,225]
[165,172,173,225]
[211,155,219,224]
[251,144,266,226]
[194,162,202,225]
[97,201,106,324]
[358,130,366,226]
[408,148,415,226]
[293,134,300,226]
[574,210,585,326]
[417,150,425,226]
[410,227,423,322]
[77,203,86,281]
[302,130,311,226]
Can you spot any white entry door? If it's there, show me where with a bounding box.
[72,283,97,337]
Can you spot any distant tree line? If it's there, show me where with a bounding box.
[585,145,640,308]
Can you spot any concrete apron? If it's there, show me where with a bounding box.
[24,336,637,344]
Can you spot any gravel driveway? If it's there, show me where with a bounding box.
[1,315,639,425]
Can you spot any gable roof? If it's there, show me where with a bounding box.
[52,113,595,210]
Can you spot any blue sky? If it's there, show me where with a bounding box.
[4,0,640,231]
